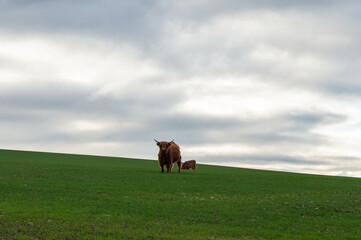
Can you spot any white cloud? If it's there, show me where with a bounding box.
[0,32,164,89]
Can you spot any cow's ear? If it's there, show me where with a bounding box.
[157,142,160,146]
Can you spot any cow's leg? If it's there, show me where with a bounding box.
[177,161,181,173]
[161,164,165,173]
[166,164,172,173]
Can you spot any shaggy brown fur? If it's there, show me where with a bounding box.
[181,160,196,170]
[155,139,182,173]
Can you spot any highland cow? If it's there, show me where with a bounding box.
[182,160,196,170]
[154,139,182,173]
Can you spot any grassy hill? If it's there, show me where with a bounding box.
[0,149,360,239]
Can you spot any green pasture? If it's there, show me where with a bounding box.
[0,149,360,239]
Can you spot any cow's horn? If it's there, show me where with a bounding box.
[170,139,174,143]
[154,139,159,143]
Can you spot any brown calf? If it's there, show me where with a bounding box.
[181,160,196,170]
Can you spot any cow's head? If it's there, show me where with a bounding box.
[154,139,174,152]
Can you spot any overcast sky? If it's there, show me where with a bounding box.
[1,0,361,177]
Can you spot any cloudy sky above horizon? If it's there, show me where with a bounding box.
[1,0,361,177]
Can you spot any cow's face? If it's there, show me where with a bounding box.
[156,141,172,152]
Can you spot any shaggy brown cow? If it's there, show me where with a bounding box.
[154,139,182,173]
[181,160,196,170]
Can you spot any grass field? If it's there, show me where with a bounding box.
[0,149,360,239]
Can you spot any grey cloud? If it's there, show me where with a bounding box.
[0,81,186,144]
[0,80,184,118]
[195,154,361,177]
[2,0,360,99]
[97,110,346,147]
[0,83,90,110]
[0,0,160,46]
[198,154,327,166]
[2,81,345,147]
[159,0,358,20]
[155,3,361,97]
[0,0,323,32]
[324,74,361,96]
[283,112,346,131]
